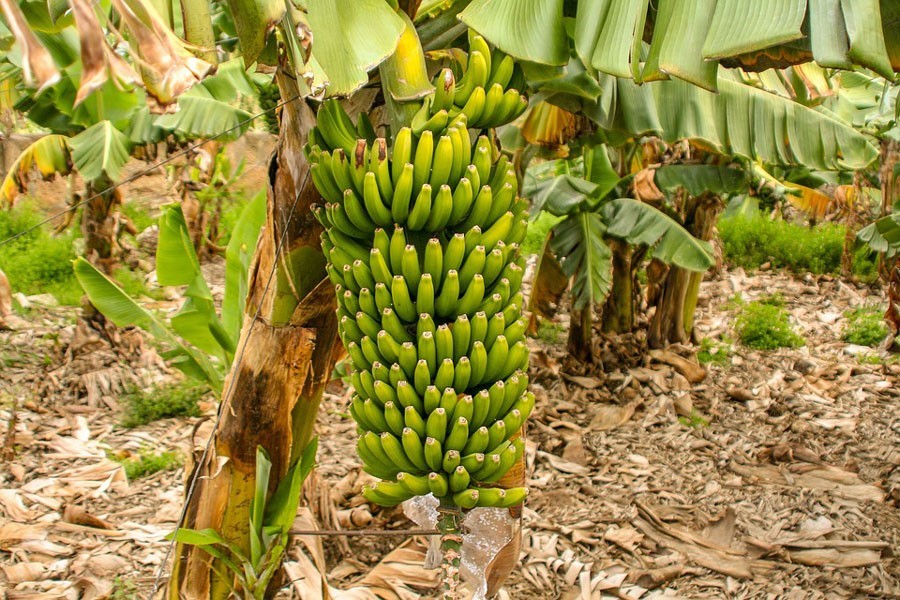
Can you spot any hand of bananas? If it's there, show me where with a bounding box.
[306,31,531,511]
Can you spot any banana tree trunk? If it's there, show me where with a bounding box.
[81,179,123,274]
[601,240,633,334]
[649,193,721,348]
[169,69,341,599]
[567,304,593,362]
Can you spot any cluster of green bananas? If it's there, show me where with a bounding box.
[306,33,531,511]
[410,30,527,134]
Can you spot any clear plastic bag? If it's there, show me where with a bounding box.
[404,495,515,600]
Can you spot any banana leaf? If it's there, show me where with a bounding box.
[550,211,612,308]
[73,257,223,389]
[68,119,130,182]
[601,198,715,271]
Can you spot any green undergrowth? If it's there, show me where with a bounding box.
[534,319,565,344]
[109,577,139,600]
[719,214,877,279]
[0,200,82,305]
[842,306,888,347]
[678,410,710,429]
[113,449,183,480]
[119,381,207,427]
[735,299,805,350]
[697,336,733,365]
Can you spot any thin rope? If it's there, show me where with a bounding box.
[147,159,310,600]
[289,529,442,537]
[0,92,303,249]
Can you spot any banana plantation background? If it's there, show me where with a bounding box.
[0,0,898,599]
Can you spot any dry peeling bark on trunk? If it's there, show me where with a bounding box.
[169,70,341,599]
[81,182,126,274]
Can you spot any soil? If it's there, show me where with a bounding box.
[1,267,898,599]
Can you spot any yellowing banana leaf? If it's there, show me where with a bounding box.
[784,182,833,219]
[68,120,130,183]
[521,102,582,149]
[601,198,715,271]
[71,0,139,105]
[461,0,568,66]
[0,134,71,206]
[110,0,212,105]
[703,0,806,60]
[306,0,405,96]
[550,211,612,308]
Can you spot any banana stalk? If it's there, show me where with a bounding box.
[307,29,529,598]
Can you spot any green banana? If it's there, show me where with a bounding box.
[309,35,531,511]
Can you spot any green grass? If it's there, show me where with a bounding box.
[678,410,710,429]
[697,336,732,365]
[121,202,156,233]
[522,211,563,256]
[110,266,161,300]
[842,306,888,347]
[110,577,139,600]
[0,200,82,305]
[719,214,877,278]
[534,319,565,344]
[119,381,207,428]
[735,301,805,350]
[114,449,183,480]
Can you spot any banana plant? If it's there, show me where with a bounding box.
[525,144,726,359]
[73,193,266,391]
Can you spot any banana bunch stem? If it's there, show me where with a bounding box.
[437,506,463,600]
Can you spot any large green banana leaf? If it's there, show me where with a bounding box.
[462,0,898,86]
[73,257,223,389]
[305,0,405,96]
[156,205,234,362]
[601,198,715,271]
[222,191,267,337]
[594,75,878,171]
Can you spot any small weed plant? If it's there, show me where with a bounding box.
[678,410,710,429]
[535,320,565,344]
[842,306,888,347]
[736,301,805,350]
[120,381,206,427]
[697,336,732,365]
[114,449,183,480]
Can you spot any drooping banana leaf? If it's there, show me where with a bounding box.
[601,198,715,271]
[68,119,131,182]
[156,204,233,362]
[306,0,405,96]
[0,134,71,205]
[73,257,223,389]
[222,191,267,338]
[857,213,900,258]
[550,211,612,308]
[653,164,749,197]
[593,75,878,171]
[460,0,568,66]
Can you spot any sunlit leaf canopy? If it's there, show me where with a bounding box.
[461,0,900,88]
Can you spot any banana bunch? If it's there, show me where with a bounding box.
[409,30,528,134]
[306,35,531,511]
